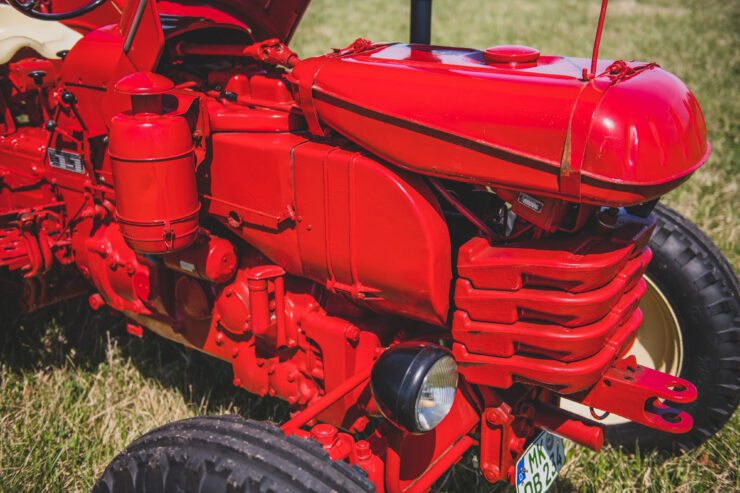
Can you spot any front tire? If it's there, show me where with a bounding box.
[93,415,376,493]
[605,204,740,451]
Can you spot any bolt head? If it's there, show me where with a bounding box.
[483,466,500,482]
[355,440,372,460]
[485,409,499,425]
[344,325,360,344]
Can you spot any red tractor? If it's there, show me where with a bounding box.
[1,0,738,491]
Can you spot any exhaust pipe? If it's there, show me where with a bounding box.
[410,0,432,44]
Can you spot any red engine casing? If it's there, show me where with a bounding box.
[291,44,710,206]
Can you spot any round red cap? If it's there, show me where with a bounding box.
[483,45,540,64]
[114,71,174,96]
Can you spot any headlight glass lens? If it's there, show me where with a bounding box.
[414,355,458,431]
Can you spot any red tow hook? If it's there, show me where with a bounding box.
[574,355,697,433]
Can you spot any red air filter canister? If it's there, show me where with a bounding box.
[108,72,200,254]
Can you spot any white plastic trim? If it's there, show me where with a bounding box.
[0,4,82,64]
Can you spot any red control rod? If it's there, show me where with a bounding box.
[590,0,609,77]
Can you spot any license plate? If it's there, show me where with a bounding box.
[515,431,565,493]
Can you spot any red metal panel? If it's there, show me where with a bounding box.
[208,131,305,274]
[452,279,645,362]
[453,307,643,393]
[291,141,452,324]
[292,44,709,206]
[457,213,654,292]
[51,0,126,33]
[157,0,310,43]
[209,133,451,325]
[455,248,650,326]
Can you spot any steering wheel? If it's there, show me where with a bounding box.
[6,0,109,20]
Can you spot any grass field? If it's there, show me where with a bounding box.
[1,0,739,492]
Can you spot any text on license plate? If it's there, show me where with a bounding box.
[515,431,565,493]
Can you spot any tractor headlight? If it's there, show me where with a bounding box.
[371,342,458,433]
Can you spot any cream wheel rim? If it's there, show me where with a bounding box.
[560,274,684,425]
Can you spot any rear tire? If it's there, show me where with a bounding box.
[93,415,376,493]
[604,204,740,452]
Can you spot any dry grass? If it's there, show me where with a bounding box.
[1,0,739,492]
[0,303,290,492]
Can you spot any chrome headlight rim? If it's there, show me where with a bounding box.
[370,342,458,434]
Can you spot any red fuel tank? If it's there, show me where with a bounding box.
[291,44,710,206]
[108,72,200,254]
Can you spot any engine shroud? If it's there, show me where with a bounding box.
[291,43,710,206]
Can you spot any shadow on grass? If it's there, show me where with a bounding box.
[1,297,290,424]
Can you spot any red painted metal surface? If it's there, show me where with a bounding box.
[455,249,648,327]
[162,234,238,284]
[533,402,604,450]
[454,309,642,393]
[108,72,200,253]
[483,45,540,65]
[574,355,698,433]
[208,132,452,325]
[452,281,645,362]
[457,213,654,293]
[157,0,310,43]
[175,38,299,68]
[383,384,482,492]
[0,1,709,491]
[290,43,709,206]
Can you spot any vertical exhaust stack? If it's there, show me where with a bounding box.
[410,0,432,44]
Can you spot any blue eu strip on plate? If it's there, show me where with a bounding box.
[516,431,566,493]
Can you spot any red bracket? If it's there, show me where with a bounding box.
[575,356,697,433]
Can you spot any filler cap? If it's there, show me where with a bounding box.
[483,45,540,64]
[114,71,174,96]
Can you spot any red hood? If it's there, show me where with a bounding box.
[158,0,311,43]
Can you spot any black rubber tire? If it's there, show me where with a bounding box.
[605,204,740,452]
[93,415,377,493]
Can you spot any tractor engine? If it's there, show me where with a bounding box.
[0,2,711,491]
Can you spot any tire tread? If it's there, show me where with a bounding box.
[606,204,740,452]
[93,416,376,493]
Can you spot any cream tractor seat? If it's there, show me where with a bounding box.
[0,4,82,64]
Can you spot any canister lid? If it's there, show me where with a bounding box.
[483,45,540,64]
[115,71,174,96]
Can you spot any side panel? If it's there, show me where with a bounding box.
[209,133,451,325]
[292,142,451,324]
[209,132,305,274]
